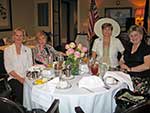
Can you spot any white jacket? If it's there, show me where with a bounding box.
[92,37,124,67]
[4,44,33,79]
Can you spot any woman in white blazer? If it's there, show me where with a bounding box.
[4,27,33,104]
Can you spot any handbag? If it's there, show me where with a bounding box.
[114,88,147,113]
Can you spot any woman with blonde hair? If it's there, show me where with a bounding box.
[4,27,33,104]
[33,31,65,66]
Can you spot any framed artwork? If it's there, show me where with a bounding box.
[105,7,132,31]
[0,0,12,31]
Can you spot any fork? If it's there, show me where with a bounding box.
[81,87,94,93]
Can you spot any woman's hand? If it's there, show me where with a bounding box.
[120,63,131,72]
[9,71,25,84]
[19,77,25,84]
[58,52,66,56]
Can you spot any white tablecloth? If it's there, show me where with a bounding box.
[23,74,128,113]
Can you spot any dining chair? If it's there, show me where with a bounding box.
[75,106,85,113]
[46,99,60,113]
[122,100,150,113]
[0,50,8,74]
[32,99,60,113]
[0,74,12,97]
[0,97,25,113]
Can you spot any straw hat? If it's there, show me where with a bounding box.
[94,18,120,37]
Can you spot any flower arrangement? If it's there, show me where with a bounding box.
[65,42,88,75]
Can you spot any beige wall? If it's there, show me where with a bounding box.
[0,0,34,38]
[0,0,150,39]
[78,0,150,33]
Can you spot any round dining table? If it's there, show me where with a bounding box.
[23,73,128,113]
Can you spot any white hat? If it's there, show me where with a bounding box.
[94,18,120,37]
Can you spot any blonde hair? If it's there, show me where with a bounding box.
[12,27,26,38]
[36,31,47,40]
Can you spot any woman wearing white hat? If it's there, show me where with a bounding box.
[91,18,124,68]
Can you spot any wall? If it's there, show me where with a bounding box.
[0,0,150,39]
[78,0,150,33]
[0,0,34,38]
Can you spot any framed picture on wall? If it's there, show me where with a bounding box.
[105,7,132,31]
[0,0,12,31]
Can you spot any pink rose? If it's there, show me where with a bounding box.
[81,47,88,52]
[67,48,74,56]
[74,51,81,59]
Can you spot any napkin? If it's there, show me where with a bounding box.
[31,77,59,106]
[103,71,134,91]
[78,76,104,89]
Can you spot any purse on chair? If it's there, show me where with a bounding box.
[0,97,25,113]
[114,88,147,113]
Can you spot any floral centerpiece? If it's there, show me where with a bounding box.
[65,42,88,75]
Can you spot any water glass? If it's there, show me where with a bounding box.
[87,58,95,74]
[99,63,109,78]
[56,55,64,68]
[47,54,53,68]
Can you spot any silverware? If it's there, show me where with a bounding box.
[103,85,111,90]
[103,80,111,90]
[82,87,94,93]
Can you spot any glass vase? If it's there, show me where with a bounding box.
[71,60,79,75]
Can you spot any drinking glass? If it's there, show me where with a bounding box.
[53,61,62,77]
[47,54,53,68]
[87,58,95,74]
[56,55,64,69]
[99,63,109,78]
[90,61,99,76]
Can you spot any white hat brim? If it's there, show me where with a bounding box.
[94,18,120,37]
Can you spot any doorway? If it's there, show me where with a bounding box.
[52,0,77,50]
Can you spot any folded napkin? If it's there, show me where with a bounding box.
[31,77,59,106]
[103,71,134,91]
[78,76,104,89]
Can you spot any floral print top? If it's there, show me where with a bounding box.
[32,44,58,66]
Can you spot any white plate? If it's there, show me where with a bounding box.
[33,76,55,85]
[56,82,72,89]
[28,65,45,72]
